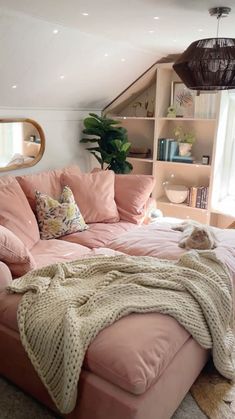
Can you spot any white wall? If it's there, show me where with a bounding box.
[0,108,100,176]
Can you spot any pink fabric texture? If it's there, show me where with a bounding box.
[0,226,36,278]
[30,239,91,268]
[17,165,81,212]
[0,262,12,291]
[115,174,155,224]
[60,221,137,248]
[61,170,120,224]
[84,312,190,395]
[0,177,40,249]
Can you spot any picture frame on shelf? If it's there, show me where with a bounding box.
[171,81,195,118]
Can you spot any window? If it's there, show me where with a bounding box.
[215,93,235,216]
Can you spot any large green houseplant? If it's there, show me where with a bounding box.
[80,113,133,174]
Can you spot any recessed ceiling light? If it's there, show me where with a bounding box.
[59,75,65,79]
[104,53,109,57]
[121,58,126,62]
[12,84,17,89]
[153,16,159,20]
[198,28,203,32]
[53,29,59,34]
[148,30,155,33]
[82,12,89,16]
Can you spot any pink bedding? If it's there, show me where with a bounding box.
[60,221,137,248]
[107,220,235,282]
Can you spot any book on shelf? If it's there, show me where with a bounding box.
[157,138,179,161]
[172,155,194,164]
[187,186,209,209]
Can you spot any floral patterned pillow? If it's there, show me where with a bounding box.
[35,186,88,240]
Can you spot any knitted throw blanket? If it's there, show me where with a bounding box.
[8,251,234,414]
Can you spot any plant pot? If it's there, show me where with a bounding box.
[179,143,192,157]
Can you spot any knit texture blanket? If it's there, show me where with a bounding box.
[8,251,235,414]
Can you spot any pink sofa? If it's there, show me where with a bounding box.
[0,166,235,419]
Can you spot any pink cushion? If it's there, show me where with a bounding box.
[0,177,40,249]
[0,262,12,291]
[61,170,120,223]
[17,165,82,212]
[85,312,190,395]
[0,225,36,278]
[115,174,155,224]
[60,221,138,248]
[31,239,91,268]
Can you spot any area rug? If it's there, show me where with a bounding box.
[191,361,235,419]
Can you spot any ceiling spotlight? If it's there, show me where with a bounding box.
[153,16,159,20]
[121,58,126,62]
[59,75,65,79]
[82,12,89,16]
[12,85,17,89]
[104,53,109,57]
[53,29,59,34]
[148,30,155,34]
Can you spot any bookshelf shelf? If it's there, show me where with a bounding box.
[156,160,211,169]
[158,117,216,122]
[113,116,155,121]
[103,61,221,225]
[158,196,208,212]
[128,157,153,162]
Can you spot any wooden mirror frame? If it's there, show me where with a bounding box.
[0,118,45,172]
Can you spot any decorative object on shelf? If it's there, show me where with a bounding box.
[166,106,177,118]
[164,183,189,204]
[173,126,196,157]
[202,155,210,165]
[146,99,155,117]
[171,82,195,117]
[80,113,133,174]
[129,146,151,158]
[132,101,142,117]
[173,7,235,91]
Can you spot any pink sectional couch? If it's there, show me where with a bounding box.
[0,166,235,419]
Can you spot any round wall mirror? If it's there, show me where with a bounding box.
[0,118,45,172]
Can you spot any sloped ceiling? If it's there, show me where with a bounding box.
[0,0,235,109]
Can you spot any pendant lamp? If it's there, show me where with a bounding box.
[173,6,235,91]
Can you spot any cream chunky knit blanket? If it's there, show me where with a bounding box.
[8,251,235,414]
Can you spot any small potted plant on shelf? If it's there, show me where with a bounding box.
[80,113,133,174]
[173,126,196,157]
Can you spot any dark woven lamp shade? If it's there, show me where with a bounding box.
[173,38,235,90]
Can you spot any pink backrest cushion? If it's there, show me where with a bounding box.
[0,225,36,278]
[17,165,82,212]
[61,170,120,223]
[115,174,155,224]
[0,262,12,290]
[0,176,40,249]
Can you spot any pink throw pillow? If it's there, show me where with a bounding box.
[115,174,155,224]
[0,225,36,278]
[17,165,82,212]
[0,177,40,249]
[61,170,120,223]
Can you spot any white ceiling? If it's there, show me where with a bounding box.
[0,0,235,109]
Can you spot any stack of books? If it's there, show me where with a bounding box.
[129,146,151,158]
[157,139,179,161]
[187,186,209,209]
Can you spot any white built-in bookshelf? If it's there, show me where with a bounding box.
[103,62,224,225]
